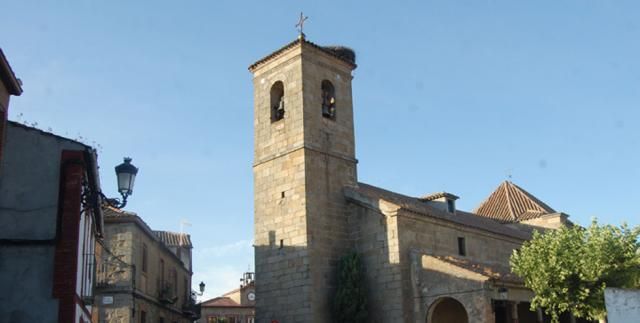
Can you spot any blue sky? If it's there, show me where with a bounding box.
[2,1,639,299]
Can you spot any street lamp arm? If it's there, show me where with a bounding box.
[98,191,129,209]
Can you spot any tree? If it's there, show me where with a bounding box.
[510,220,640,322]
[333,251,368,323]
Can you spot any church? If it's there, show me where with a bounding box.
[249,35,584,323]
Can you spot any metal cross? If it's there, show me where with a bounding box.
[295,12,308,36]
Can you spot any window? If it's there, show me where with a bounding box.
[140,311,146,323]
[159,259,165,288]
[184,277,189,300]
[321,80,336,119]
[270,81,285,122]
[172,268,178,295]
[447,199,455,213]
[142,244,148,273]
[457,237,466,256]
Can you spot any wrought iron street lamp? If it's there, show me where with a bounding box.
[197,281,206,296]
[103,157,139,209]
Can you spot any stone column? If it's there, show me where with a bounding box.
[536,308,544,323]
[510,302,519,323]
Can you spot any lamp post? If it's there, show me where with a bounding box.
[99,157,139,209]
[199,281,206,295]
[192,281,206,301]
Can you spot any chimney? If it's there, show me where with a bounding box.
[419,192,460,214]
[0,48,23,170]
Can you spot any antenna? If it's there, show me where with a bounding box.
[180,219,192,246]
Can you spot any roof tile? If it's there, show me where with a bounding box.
[474,181,555,223]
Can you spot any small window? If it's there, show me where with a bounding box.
[268,231,276,247]
[140,311,147,323]
[142,244,148,273]
[321,80,336,119]
[270,81,285,122]
[447,199,455,213]
[159,259,165,287]
[184,277,189,299]
[457,237,466,256]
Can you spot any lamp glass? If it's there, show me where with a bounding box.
[117,172,136,196]
[115,158,138,197]
[199,281,205,293]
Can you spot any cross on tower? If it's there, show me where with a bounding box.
[295,12,308,38]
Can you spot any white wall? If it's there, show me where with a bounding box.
[605,288,640,323]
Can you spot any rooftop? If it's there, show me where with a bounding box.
[474,181,556,223]
[200,296,253,308]
[345,182,533,240]
[248,37,357,72]
[154,230,193,248]
[0,48,22,96]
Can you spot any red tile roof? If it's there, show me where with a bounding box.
[153,230,192,248]
[474,181,555,223]
[419,192,459,201]
[201,297,253,308]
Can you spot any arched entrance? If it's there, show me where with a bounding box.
[427,297,469,323]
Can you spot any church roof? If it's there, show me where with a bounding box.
[345,183,532,240]
[419,192,459,201]
[248,37,357,72]
[474,181,556,223]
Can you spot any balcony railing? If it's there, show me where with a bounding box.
[182,292,201,320]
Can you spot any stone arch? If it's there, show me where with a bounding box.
[270,81,285,122]
[427,297,469,323]
[321,80,336,119]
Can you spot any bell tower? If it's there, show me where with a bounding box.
[250,36,357,322]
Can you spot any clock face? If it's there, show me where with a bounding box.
[247,291,256,301]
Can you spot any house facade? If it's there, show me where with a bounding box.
[93,207,198,323]
[0,49,104,323]
[199,272,256,323]
[249,37,590,323]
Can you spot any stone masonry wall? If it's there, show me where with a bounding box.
[300,43,357,322]
[348,205,405,322]
[252,40,357,322]
[99,220,192,323]
[397,212,525,322]
[253,45,313,322]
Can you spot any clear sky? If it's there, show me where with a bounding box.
[2,0,639,299]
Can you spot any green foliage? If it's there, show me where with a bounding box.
[333,251,368,323]
[510,220,640,322]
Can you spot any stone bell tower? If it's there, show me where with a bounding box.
[249,35,357,322]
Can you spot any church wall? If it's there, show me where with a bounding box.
[252,40,358,322]
[252,47,305,165]
[299,44,357,322]
[520,213,568,229]
[419,265,494,323]
[348,204,405,322]
[299,45,356,160]
[252,46,315,322]
[396,212,525,322]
